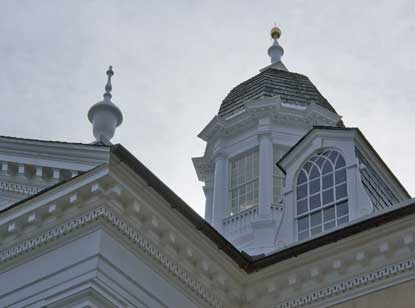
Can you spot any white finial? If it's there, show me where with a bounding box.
[88,65,123,144]
[268,26,284,64]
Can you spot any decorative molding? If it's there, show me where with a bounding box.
[274,259,414,308]
[192,157,214,183]
[0,207,225,308]
[198,98,339,143]
[0,180,42,195]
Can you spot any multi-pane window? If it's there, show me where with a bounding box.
[296,150,349,240]
[273,147,286,204]
[230,151,259,215]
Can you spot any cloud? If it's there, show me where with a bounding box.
[1,0,414,215]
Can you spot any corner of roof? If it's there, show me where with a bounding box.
[0,163,109,216]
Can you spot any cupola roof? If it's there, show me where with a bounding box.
[218,67,338,118]
[218,26,340,122]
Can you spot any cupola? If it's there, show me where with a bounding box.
[193,26,345,255]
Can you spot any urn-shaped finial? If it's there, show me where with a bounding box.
[88,66,123,144]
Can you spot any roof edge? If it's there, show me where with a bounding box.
[248,200,415,272]
[110,144,252,269]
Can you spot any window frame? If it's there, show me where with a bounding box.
[295,149,349,240]
[228,149,259,216]
[273,146,287,205]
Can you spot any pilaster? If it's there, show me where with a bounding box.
[212,153,228,232]
[257,117,274,219]
[203,179,214,224]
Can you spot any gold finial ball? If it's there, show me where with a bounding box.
[270,26,281,39]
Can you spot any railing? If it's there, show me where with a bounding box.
[223,205,258,236]
[222,204,283,237]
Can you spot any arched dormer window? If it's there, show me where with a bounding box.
[296,150,349,240]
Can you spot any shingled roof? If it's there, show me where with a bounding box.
[218,68,338,117]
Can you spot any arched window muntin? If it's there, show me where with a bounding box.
[296,149,349,240]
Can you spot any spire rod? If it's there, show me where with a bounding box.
[104,65,114,100]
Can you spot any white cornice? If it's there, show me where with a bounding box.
[274,258,414,308]
[1,201,413,308]
[0,206,227,308]
[0,164,109,225]
[192,157,214,182]
[197,97,341,145]
[0,137,110,171]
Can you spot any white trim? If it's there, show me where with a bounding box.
[274,259,414,308]
[0,207,225,308]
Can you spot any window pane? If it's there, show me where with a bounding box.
[309,178,320,195]
[323,174,333,189]
[316,156,325,168]
[296,183,307,200]
[337,215,349,225]
[323,206,335,221]
[297,170,307,185]
[303,162,313,173]
[298,216,309,231]
[324,221,336,231]
[297,199,308,215]
[336,183,347,199]
[310,211,322,227]
[298,230,309,240]
[336,201,349,217]
[335,169,346,184]
[309,194,321,210]
[329,151,339,163]
[247,191,253,202]
[335,155,346,169]
[323,188,334,205]
[310,165,320,179]
[240,185,246,194]
[322,160,333,174]
[311,225,322,235]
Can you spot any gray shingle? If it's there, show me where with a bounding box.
[219,68,338,118]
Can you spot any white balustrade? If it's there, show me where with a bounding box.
[223,204,284,237]
[223,205,259,236]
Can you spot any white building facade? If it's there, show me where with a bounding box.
[0,28,414,308]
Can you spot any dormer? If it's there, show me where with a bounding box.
[276,126,410,247]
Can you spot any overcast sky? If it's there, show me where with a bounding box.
[1,1,414,216]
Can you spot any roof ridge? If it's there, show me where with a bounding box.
[0,135,110,147]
